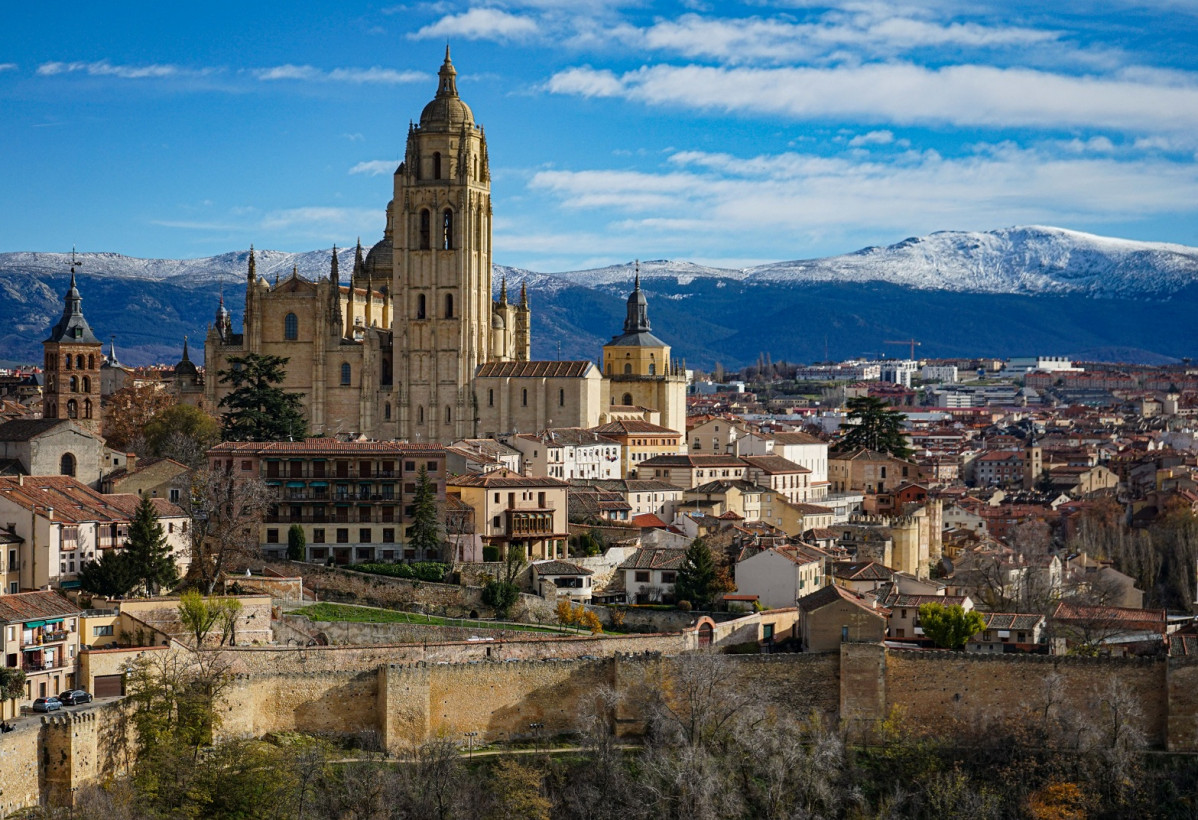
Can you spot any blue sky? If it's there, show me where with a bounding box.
[4,1,1198,271]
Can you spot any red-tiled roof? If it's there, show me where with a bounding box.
[475,360,594,378]
[0,591,80,623]
[632,513,669,529]
[741,455,810,474]
[590,420,681,436]
[448,468,569,488]
[618,547,686,571]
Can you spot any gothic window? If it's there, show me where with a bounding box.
[341,363,351,385]
[67,399,78,419]
[384,402,391,420]
[81,376,90,393]
[445,293,454,319]
[417,294,427,320]
[418,406,424,424]
[83,399,92,419]
[420,209,431,250]
[87,354,95,369]
[623,393,633,406]
[60,453,76,477]
[69,376,78,392]
[64,354,72,370]
[76,355,84,369]
[624,364,632,375]
[285,312,298,340]
[649,363,656,375]
[442,209,453,250]
[522,388,528,407]
[433,152,442,179]
[473,156,479,180]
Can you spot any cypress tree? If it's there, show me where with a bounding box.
[125,495,179,596]
[287,523,306,561]
[408,465,442,558]
[674,537,720,609]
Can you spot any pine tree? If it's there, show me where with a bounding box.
[287,523,306,561]
[408,465,442,558]
[125,495,179,596]
[78,549,139,599]
[674,537,720,610]
[835,396,914,459]
[217,353,308,442]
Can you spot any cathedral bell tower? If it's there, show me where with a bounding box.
[391,48,494,442]
[43,254,103,437]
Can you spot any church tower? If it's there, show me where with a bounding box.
[43,256,103,437]
[391,49,497,442]
[602,265,687,435]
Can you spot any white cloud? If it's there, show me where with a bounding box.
[252,65,425,84]
[547,62,1198,134]
[349,160,399,176]
[524,145,1198,252]
[411,8,540,41]
[849,130,894,146]
[0,63,16,72]
[36,60,207,79]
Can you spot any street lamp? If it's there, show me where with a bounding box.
[529,722,544,754]
[464,731,478,758]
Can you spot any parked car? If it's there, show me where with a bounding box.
[32,697,62,713]
[60,690,92,705]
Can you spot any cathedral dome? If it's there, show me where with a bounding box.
[364,237,393,278]
[419,48,474,131]
[491,312,506,330]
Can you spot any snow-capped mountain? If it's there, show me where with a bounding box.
[1,226,1196,368]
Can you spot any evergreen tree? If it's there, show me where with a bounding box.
[78,548,139,599]
[217,353,308,442]
[674,537,721,610]
[918,602,985,651]
[125,495,179,596]
[408,465,442,558]
[835,396,914,459]
[287,523,306,561]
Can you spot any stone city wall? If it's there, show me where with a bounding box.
[9,642,1198,813]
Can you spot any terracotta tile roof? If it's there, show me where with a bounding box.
[632,512,669,529]
[590,420,681,436]
[1051,602,1167,634]
[741,455,810,474]
[0,476,152,524]
[771,431,825,445]
[979,612,1044,630]
[798,583,889,617]
[638,454,744,468]
[0,591,80,623]
[618,547,687,571]
[448,468,569,488]
[533,560,593,576]
[834,561,895,582]
[0,419,72,442]
[475,360,594,378]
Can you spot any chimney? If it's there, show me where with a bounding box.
[127,452,138,472]
[17,474,23,486]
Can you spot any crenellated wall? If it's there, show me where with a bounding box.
[7,642,1198,813]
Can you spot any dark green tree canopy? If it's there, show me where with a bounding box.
[78,548,139,599]
[217,353,308,442]
[674,537,721,610]
[408,465,442,557]
[918,602,985,651]
[287,523,306,561]
[125,495,179,596]
[835,396,914,459]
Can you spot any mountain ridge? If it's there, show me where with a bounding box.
[1,226,1195,368]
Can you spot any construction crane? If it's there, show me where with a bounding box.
[884,338,922,360]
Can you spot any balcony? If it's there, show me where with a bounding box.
[505,509,557,537]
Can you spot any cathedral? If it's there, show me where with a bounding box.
[204,50,686,443]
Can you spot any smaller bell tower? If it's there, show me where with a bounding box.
[43,251,103,437]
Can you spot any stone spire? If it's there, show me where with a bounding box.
[352,238,365,280]
[623,260,650,334]
[499,276,508,305]
[45,252,99,344]
[108,336,120,366]
[329,245,342,334]
[438,45,458,98]
[181,335,190,362]
[519,280,528,308]
[247,245,257,284]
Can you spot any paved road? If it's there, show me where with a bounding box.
[2,695,122,732]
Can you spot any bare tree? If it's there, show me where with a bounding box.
[181,466,276,595]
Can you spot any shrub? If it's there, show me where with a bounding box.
[352,562,448,583]
[482,546,501,563]
[676,600,692,612]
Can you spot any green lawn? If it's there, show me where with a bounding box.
[292,603,584,634]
